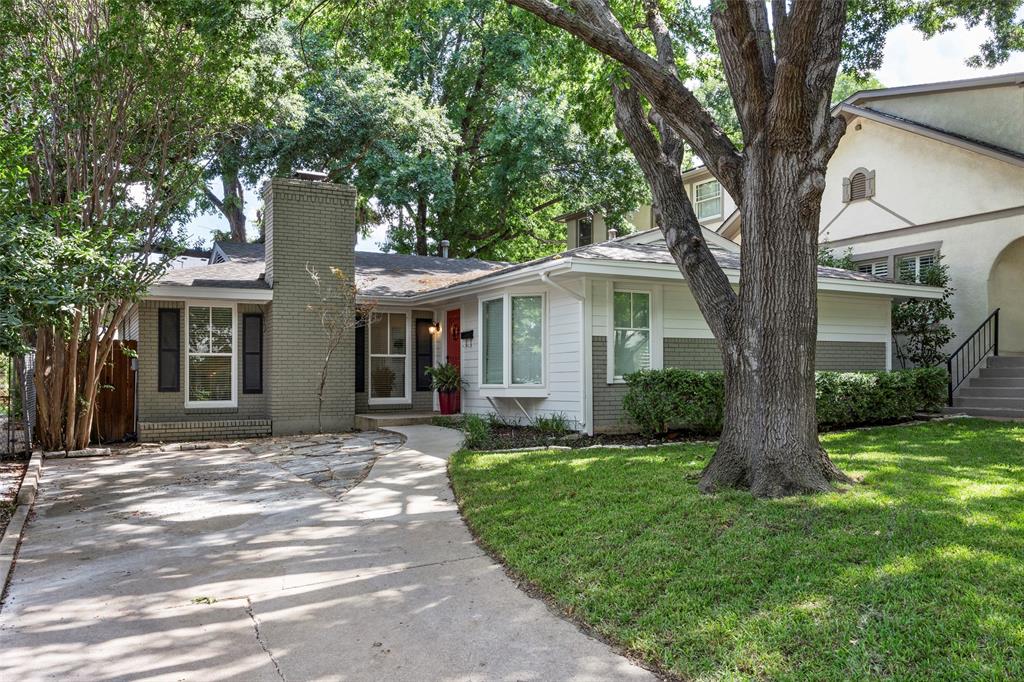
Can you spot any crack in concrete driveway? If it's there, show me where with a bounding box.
[0,426,653,681]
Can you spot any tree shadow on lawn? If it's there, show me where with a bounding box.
[451,419,1024,680]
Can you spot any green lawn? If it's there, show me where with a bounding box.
[450,419,1024,681]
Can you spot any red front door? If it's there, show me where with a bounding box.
[446,309,461,412]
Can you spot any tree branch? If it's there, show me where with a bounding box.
[507,0,744,201]
[710,0,774,137]
[612,83,739,344]
[203,184,224,213]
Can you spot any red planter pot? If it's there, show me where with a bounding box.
[438,390,460,415]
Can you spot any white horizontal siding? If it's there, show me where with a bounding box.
[817,293,891,342]
[590,276,892,344]
[459,281,584,427]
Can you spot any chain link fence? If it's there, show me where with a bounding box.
[1,352,35,458]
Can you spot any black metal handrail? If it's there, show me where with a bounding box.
[946,308,999,405]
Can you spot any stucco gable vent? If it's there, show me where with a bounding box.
[842,168,875,202]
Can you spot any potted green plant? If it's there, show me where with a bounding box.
[425,363,462,415]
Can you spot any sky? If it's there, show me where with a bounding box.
[185,19,1024,253]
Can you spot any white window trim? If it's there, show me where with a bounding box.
[185,301,237,409]
[606,283,662,384]
[368,311,413,406]
[693,178,723,221]
[478,291,547,390]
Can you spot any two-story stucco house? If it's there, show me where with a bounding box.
[560,72,1024,416]
[123,173,940,441]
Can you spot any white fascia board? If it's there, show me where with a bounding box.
[147,285,273,302]
[839,72,1024,108]
[567,259,944,299]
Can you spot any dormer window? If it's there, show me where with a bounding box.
[694,179,722,221]
[843,168,876,202]
[578,217,593,247]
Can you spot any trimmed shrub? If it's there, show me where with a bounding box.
[623,367,948,435]
[622,369,725,435]
[462,414,493,449]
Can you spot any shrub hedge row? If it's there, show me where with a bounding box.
[622,367,948,435]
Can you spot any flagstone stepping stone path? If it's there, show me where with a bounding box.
[243,430,406,498]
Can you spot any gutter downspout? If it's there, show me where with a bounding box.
[539,270,588,433]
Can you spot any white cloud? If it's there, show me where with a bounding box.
[877,20,1024,87]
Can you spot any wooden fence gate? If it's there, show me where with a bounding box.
[95,340,136,442]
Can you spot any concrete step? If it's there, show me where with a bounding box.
[954,396,1024,409]
[943,406,1024,419]
[354,412,438,430]
[958,386,1024,398]
[980,367,1024,378]
[969,375,1024,388]
[988,355,1024,368]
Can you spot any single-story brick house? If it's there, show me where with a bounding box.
[124,176,942,441]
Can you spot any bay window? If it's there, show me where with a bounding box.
[612,291,651,379]
[480,293,544,387]
[369,312,409,403]
[187,304,235,406]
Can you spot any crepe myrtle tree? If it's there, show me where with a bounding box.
[507,0,1023,497]
[3,0,281,451]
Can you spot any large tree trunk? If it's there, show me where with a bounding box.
[415,194,429,255]
[510,0,852,497]
[222,167,247,242]
[204,164,247,242]
[701,146,850,496]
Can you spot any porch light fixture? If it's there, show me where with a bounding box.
[428,321,442,336]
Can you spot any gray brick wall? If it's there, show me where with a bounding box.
[263,178,357,434]
[592,337,631,433]
[663,338,724,370]
[593,336,888,432]
[136,300,271,426]
[816,341,888,371]
[139,419,270,442]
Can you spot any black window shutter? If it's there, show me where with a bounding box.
[415,319,434,391]
[158,309,180,392]
[242,314,263,394]
[355,326,366,393]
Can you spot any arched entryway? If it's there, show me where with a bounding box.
[989,237,1024,354]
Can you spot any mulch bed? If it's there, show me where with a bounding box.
[463,423,711,451]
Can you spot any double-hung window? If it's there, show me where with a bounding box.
[480,294,544,387]
[187,305,235,406]
[369,312,409,403]
[612,291,651,380]
[694,179,722,221]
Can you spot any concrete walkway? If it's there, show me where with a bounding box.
[0,426,652,681]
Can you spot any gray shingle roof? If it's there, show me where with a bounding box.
[214,241,267,261]
[157,259,269,289]
[355,252,505,297]
[158,243,504,295]
[158,235,896,294]
[571,242,891,282]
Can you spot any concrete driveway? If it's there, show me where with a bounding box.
[0,426,653,681]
